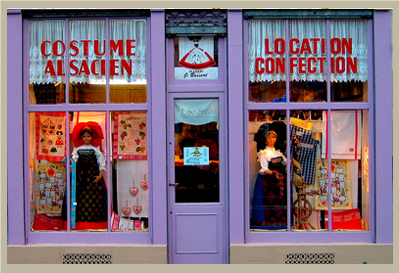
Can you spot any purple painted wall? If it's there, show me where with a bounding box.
[227,10,245,245]
[150,9,167,245]
[5,8,393,247]
[374,10,393,244]
[7,10,25,245]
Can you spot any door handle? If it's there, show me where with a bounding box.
[169,183,179,186]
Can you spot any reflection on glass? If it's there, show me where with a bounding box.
[319,110,369,231]
[110,84,147,104]
[69,83,106,104]
[29,112,67,232]
[249,81,286,103]
[29,83,66,105]
[290,81,327,102]
[111,111,149,232]
[249,110,287,230]
[331,80,368,102]
[174,99,220,203]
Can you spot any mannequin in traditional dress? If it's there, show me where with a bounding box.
[251,131,288,229]
[62,123,107,230]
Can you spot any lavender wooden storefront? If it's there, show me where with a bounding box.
[6,8,393,264]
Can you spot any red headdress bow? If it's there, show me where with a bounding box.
[71,121,104,149]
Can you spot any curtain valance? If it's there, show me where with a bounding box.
[175,99,219,125]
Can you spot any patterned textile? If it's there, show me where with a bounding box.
[75,148,107,222]
[251,156,287,229]
[290,124,319,185]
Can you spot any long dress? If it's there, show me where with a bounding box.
[62,145,107,230]
[251,147,287,230]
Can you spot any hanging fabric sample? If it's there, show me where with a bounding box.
[36,161,66,214]
[290,122,319,185]
[322,110,362,160]
[315,159,352,210]
[36,113,66,162]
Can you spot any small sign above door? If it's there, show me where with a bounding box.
[175,37,219,80]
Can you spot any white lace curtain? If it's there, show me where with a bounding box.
[248,19,368,83]
[109,19,146,83]
[175,99,219,125]
[29,20,66,84]
[29,19,146,84]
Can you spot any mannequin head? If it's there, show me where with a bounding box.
[265,131,277,148]
[80,126,93,145]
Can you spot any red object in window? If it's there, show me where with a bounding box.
[32,214,66,231]
[71,121,104,150]
[324,208,363,230]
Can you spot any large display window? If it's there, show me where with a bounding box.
[26,18,149,235]
[247,18,372,238]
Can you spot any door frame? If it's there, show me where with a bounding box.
[166,92,229,264]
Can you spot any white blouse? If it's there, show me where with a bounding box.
[72,145,106,171]
[257,146,287,175]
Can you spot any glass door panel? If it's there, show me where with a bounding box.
[173,99,220,203]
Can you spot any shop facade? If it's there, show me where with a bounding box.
[6,8,393,264]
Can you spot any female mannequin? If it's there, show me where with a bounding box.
[251,131,288,229]
[62,124,107,230]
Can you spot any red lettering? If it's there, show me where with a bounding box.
[110,40,124,56]
[255,58,265,74]
[298,57,306,73]
[70,60,79,76]
[41,41,51,57]
[347,57,357,73]
[341,38,353,54]
[308,57,317,73]
[275,38,285,54]
[79,60,90,75]
[121,59,132,75]
[330,57,335,73]
[265,58,275,73]
[44,60,56,75]
[53,40,65,56]
[265,39,273,54]
[110,59,119,75]
[56,60,65,76]
[276,58,285,73]
[290,58,298,73]
[310,38,320,54]
[94,40,105,56]
[318,57,326,73]
[336,57,345,73]
[81,40,92,56]
[289,38,300,54]
[331,38,341,54]
[101,59,106,75]
[300,39,311,55]
[70,40,79,56]
[126,40,136,56]
[91,60,99,75]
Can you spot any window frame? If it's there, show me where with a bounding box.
[23,15,153,244]
[243,15,376,243]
